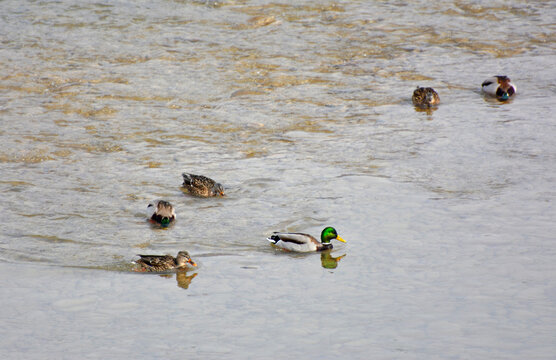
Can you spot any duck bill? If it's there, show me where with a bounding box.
[335,236,346,243]
[189,260,197,267]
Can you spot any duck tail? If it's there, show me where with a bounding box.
[182,173,192,185]
[267,235,279,244]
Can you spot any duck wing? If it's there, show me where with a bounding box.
[182,173,214,187]
[136,254,175,267]
[267,232,321,252]
[268,232,315,245]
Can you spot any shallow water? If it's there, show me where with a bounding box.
[1,0,556,358]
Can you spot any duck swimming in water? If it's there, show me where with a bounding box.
[134,251,197,272]
[147,200,176,226]
[267,226,346,252]
[181,173,224,197]
[412,86,440,108]
[481,76,516,101]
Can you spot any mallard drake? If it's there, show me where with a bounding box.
[481,76,516,100]
[147,200,176,226]
[181,173,224,197]
[134,251,197,272]
[412,86,440,107]
[267,226,346,252]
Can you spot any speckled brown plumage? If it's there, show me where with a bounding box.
[181,173,224,197]
[412,87,440,107]
[134,251,196,272]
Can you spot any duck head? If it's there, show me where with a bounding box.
[320,226,346,245]
[213,183,225,196]
[176,251,197,267]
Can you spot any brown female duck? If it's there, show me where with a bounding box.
[134,251,197,272]
[181,173,224,197]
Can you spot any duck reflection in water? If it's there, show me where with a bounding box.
[158,271,198,290]
[176,271,198,289]
[320,250,346,269]
[413,105,438,117]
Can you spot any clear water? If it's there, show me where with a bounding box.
[1,0,555,358]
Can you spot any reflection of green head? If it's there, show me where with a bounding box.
[321,227,341,244]
[321,251,346,269]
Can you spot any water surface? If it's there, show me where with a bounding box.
[1,0,555,358]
